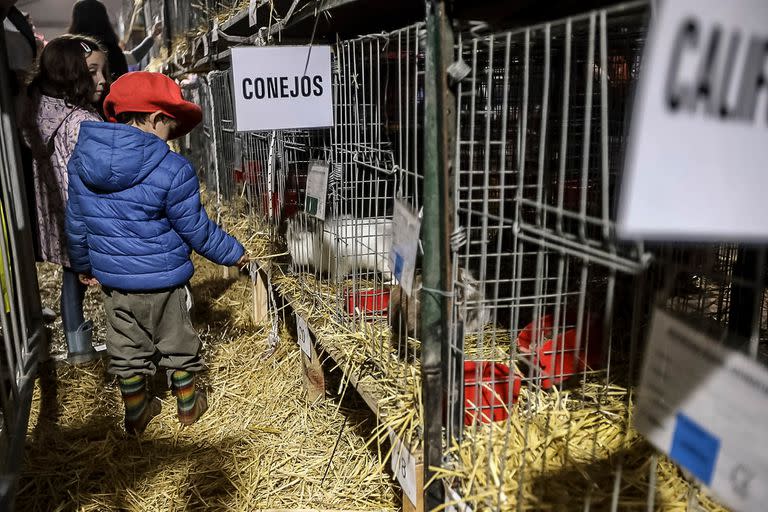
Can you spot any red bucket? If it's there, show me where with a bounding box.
[464,361,521,425]
[517,313,603,389]
[344,289,390,317]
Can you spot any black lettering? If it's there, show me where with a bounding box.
[290,76,300,97]
[734,37,768,122]
[694,25,721,114]
[280,76,289,98]
[313,75,323,96]
[242,78,253,100]
[254,77,265,99]
[667,19,698,112]
[717,32,742,118]
[301,75,312,97]
[267,77,278,98]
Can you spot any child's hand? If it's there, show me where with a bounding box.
[79,273,99,286]
[237,254,250,269]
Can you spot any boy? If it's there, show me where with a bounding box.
[66,72,248,434]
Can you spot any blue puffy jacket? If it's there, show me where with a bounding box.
[66,122,244,291]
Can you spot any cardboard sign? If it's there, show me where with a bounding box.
[618,0,768,241]
[389,200,420,296]
[231,46,334,132]
[635,309,768,511]
[305,161,329,219]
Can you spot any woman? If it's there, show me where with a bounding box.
[68,0,162,79]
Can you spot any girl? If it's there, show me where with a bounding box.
[24,35,108,363]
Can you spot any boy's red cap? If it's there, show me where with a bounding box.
[103,72,202,139]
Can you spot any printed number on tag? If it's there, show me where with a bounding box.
[389,199,420,296]
[296,314,311,358]
[304,161,329,220]
[389,430,417,505]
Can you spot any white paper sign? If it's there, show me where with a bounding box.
[619,0,768,241]
[248,0,259,27]
[305,161,329,220]
[389,200,421,296]
[635,309,768,512]
[295,314,311,359]
[389,430,417,505]
[231,46,334,132]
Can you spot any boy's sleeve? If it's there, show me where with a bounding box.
[166,162,245,266]
[65,155,91,273]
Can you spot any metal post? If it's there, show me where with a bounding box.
[422,0,454,508]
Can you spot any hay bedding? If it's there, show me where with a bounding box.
[19,257,399,511]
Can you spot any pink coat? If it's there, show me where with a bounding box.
[30,96,101,267]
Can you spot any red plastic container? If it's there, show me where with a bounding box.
[344,289,391,317]
[464,361,521,425]
[516,313,603,389]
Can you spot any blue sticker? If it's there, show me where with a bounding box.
[669,413,720,485]
[394,252,404,281]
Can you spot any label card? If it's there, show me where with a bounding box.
[635,308,768,511]
[304,161,329,220]
[248,0,259,27]
[389,430,417,505]
[202,35,209,57]
[618,0,768,241]
[231,46,334,132]
[389,200,420,296]
[295,313,311,359]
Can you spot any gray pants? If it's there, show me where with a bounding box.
[102,285,204,378]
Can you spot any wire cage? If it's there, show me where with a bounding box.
[277,25,426,378]
[436,2,731,509]
[0,33,47,508]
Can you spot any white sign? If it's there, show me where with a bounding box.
[635,309,768,512]
[305,161,329,220]
[389,200,421,296]
[618,0,768,241]
[296,313,311,359]
[389,430,417,505]
[231,46,334,132]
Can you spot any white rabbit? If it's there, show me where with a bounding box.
[285,214,392,280]
[324,215,393,281]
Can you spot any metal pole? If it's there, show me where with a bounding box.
[423,1,454,508]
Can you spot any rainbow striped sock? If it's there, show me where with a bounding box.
[119,375,148,428]
[171,370,198,424]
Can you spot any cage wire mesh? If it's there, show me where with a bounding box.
[437,2,733,510]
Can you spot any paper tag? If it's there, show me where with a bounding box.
[211,18,219,42]
[304,161,329,220]
[248,0,258,27]
[389,430,417,505]
[635,308,768,512]
[389,200,420,296]
[295,314,311,359]
[202,35,209,57]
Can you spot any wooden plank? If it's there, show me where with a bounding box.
[252,267,269,324]
[300,341,325,402]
